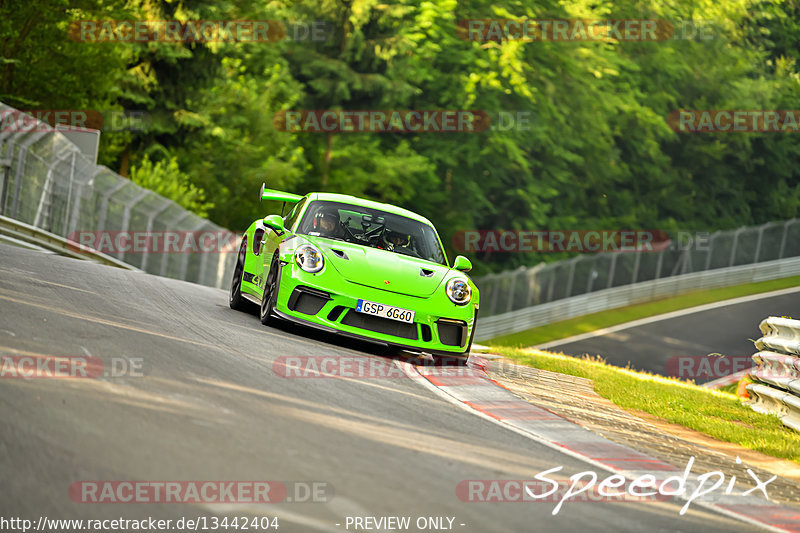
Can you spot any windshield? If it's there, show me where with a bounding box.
[297,200,446,265]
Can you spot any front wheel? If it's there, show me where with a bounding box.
[229,238,253,311]
[260,254,281,326]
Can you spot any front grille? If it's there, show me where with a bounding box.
[437,319,467,347]
[341,310,418,340]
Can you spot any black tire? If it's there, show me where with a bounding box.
[260,254,281,326]
[229,238,252,311]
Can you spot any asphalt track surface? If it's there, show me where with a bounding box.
[538,290,799,383]
[0,244,758,532]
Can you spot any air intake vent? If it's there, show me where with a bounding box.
[420,324,433,342]
[331,249,348,259]
[420,268,434,277]
[436,319,467,347]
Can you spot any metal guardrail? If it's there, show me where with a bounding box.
[746,317,800,432]
[0,102,235,288]
[474,219,800,319]
[0,215,139,270]
[475,256,800,340]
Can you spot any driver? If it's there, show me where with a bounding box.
[382,229,409,251]
[312,207,342,238]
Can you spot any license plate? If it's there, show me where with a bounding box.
[356,299,415,323]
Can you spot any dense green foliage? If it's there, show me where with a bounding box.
[4,0,799,274]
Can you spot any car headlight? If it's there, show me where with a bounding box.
[294,244,324,273]
[446,278,471,305]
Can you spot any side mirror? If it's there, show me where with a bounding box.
[263,214,285,234]
[259,182,266,203]
[452,255,472,272]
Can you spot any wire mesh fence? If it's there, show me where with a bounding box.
[0,103,235,289]
[475,222,800,318]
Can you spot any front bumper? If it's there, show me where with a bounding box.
[273,263,477,354]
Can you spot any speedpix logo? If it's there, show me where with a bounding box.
[457,457,775,516]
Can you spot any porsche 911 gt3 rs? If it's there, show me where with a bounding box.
[229,185,479,361]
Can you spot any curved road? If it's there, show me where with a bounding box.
[0,244,757,532]
[536,289,800,383]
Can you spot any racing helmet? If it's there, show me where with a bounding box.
[383,229,409,248]
[313,207,340,233]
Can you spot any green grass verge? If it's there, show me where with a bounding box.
[490,275,800,347]
[491,347,800,463]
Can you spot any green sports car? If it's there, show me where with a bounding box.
[229,185,479,361]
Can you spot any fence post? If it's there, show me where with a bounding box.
[728,227,744,267]
[63,151,77,235]
[753,223,767,263]
[160,211,190,277]
[0,157,10,215]
[140,199,173,273]
[565,257,577,297]
[96,179,128,232]
[118,189,151,263]
[778,220,791,259]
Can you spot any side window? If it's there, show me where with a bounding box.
[283,198,306,232]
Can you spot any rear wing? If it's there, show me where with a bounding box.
[260,183,303,204]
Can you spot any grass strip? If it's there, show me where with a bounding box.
[490,347,800,463]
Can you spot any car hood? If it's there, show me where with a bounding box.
[305,236,449,297]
